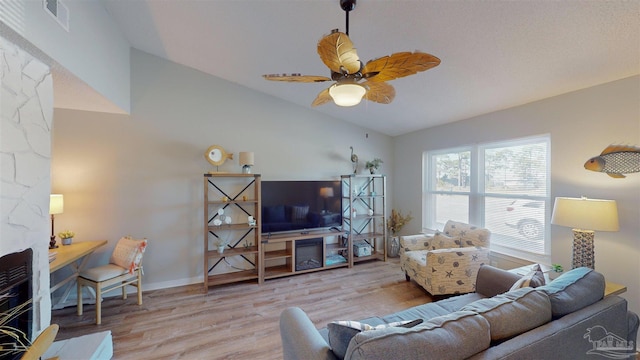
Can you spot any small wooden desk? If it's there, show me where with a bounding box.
[49,240,108,309]
[604,282,627,297]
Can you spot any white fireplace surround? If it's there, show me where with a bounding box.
[1,35,54,336]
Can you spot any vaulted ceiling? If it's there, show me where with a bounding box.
[101,0,639,136]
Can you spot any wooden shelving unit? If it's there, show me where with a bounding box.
[203,173,261,290]
[261,229,348,280]
[341,174,387,264]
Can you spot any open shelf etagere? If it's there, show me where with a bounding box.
[203,173,262,291]
[261,229,348,280]
[341,174,387,264]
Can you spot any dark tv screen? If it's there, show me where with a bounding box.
[261,180,342,234]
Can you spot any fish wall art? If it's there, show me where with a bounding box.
[584,145,640,178]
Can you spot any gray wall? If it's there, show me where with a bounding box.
[393,75,640,328]
[51,49,393,291]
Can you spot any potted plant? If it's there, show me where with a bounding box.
[58,230,75,246]
[365,158,383,174]
[387,209,413,257]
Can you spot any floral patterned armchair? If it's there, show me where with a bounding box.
[399,220,490,296]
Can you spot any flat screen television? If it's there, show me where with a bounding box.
[261,180,342,235]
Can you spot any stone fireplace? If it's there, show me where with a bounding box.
[1,34,54,337]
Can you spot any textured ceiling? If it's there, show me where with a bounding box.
[95,0,638,136]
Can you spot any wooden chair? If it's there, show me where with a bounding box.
[21,324,59,360]
[77,237,148,325]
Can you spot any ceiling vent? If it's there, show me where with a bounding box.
[43,0,69,32]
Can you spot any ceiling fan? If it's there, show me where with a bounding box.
[263,0,441,107]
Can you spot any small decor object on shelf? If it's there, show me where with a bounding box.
[350,146,359,174]
[248,216,256,226]
[239,152,255,174]
[353,240,372,257]
[58,230,75,246]
[365,158,383,174]
[205,144,233,172]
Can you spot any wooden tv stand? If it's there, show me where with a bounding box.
[261,229,348,280]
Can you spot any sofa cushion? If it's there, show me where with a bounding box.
[328,319,422,359]
[432,233,459,249]
[400,234,434,253]
[381,301,452,324]
[345,311,491,360]
[461,287,552,341]
[536,267,605,318]
[443,220,491,247]
[509,264,545,291]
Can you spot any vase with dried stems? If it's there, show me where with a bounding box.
[387,209,413,257]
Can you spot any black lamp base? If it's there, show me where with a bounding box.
[49,236,58,249]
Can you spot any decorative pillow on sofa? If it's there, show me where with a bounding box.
[328,319,423,359]
[536,267,605,318]
[509,264,546,291]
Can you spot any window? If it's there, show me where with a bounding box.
[424,135,550,263]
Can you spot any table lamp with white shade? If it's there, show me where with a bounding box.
[49,194,64,249]
[239,152,254,174]
[551,196,619,269]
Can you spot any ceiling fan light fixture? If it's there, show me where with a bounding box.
[329,83,366,107]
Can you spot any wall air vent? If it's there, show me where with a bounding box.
[43,0,69,32]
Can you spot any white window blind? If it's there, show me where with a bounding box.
[424,136,551,263]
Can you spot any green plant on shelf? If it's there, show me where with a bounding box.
[365,158,383,174]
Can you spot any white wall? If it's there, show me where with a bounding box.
[0,35,53,335]
[393,75,640,330]
[0,0,130,113]
[51,49,393,291]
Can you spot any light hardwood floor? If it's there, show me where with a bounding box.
[52,258,432,359]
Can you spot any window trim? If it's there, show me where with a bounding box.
[423,135,551,264]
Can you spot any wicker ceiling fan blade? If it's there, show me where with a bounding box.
[263,74,332,83]
[317,31,361,75]
[311,87,333,107]
[363,81,396,104]
[362,52,441,82]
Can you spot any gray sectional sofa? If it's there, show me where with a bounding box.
[280,265,639,360]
